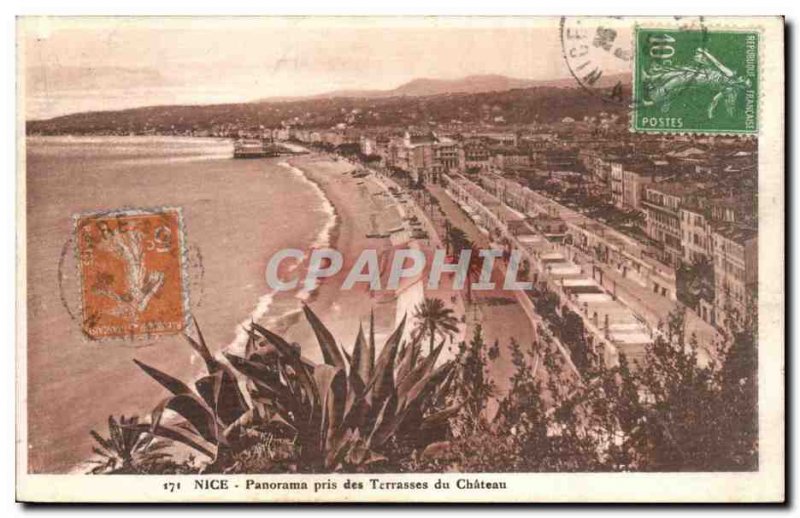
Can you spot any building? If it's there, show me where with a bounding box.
[433,138,463,175]
[711,223,758,326]
[473,131,518,147]
[273,127,291,141]
[384,130,463,181]
[610,162,624,208]
[321,129,345,148]
[492,148,531,170]
[463,139,492,171]
[643,183,691,267]
[359,135,377,157]
[680,203,714,265]
[622,168,655,210]
[540,148,580,173]
[578,149,612,187]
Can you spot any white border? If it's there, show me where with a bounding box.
[10,10,786,508]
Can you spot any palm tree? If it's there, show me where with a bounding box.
[444,220,452,254]
[412,298,460,354]
[447,227,470,257]
[464,245,484,304]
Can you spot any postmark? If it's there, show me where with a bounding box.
[74,207,190,340]
[560,17,634,105]
[633,28,759,134]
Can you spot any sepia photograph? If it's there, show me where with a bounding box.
[15,15,784,503]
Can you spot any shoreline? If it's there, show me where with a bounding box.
[69,150,435,473]
[230,153,407,364]
[71,152,387,474]
[48,144,328,475]
[222,158,342,357]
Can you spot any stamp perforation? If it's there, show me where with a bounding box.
[72,206,191,342]
[630,22,764,136]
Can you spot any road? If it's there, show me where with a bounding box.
[481,172,721,359]
[427,183,582,412]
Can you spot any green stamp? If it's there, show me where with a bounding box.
[633,28,759,134]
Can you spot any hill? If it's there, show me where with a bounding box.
[257,73,626,103]
[27,82,629,135]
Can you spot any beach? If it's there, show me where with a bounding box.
[24,137,407,473]
[245,154,410,362]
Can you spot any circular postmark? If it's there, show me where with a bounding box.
[560,17,634,105]
[560,16,710,110]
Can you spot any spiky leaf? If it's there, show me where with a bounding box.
[367,314,406,410]
[134,359,193,397]
[303,304,346,370]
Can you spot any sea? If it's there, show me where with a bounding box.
[24,136,335,473]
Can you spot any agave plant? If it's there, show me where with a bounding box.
[87,415,171,474]
[131,318,250,462]
[222,305,460,471]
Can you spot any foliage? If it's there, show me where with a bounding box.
[87,415,174,474]
[222,305,458,472]
[559,307,591,372]
[122,306,459,474]
[412,307,757,473]
[628,308,757,471]
[452,325,497,431]
[29,85,625,135]
[131,318,249,467]
[97,300,755,474]
[412,298,460,354]
[463,246,485,303]
[676,256,715,310]
[446,226,471,256]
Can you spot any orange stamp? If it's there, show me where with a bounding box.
[74,207,189,340]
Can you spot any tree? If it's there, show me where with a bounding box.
[713,323,758,470]
[560,308,590,372]
[454,325,497,429]
[442,227,484,303]
[519,258,530,281]
[412,298,460,354]
[624,307,757,471]
[418,305,758,473]
[464,245,484,304]
[676,256,714,309]
[447,226,470,257]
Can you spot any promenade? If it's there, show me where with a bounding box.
[426,181,581,410]
[474,170,721,362]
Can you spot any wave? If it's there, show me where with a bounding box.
[223,159,338,356]
[278,160,338,299]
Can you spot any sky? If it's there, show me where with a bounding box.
[21,17,631,120]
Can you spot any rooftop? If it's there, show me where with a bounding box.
[713,222,758,244]
[646,182,697,198]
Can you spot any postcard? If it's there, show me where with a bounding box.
[16,15,784,503]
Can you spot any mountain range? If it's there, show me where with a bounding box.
[257,73,628,103]
[27,72,631,133]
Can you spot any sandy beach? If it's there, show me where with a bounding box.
[265,155,410,358]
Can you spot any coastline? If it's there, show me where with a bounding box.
[70,150,400,473]
[67,149,431,473]
[222,158,341,357]
[34,138,328,474]
[233,153,408,363]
